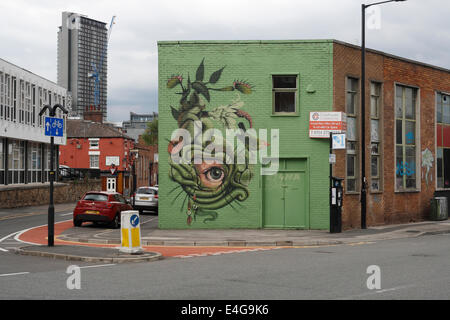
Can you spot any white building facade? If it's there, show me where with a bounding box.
[0,58,68,185]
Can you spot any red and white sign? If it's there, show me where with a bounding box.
[309,112,347,138]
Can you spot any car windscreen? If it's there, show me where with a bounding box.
[83,194,108,201]
[136,188,155,195]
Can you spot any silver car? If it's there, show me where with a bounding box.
[132,186,158,214]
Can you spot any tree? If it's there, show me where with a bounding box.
[142,118,158,146]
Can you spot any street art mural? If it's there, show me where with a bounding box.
[421,148,434,186]
[166,59,262,225]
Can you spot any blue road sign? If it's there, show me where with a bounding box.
[44,117,64,137]
[130,214,140,227]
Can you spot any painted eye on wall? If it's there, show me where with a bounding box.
[205,167,225,182]
[195,162,226,189]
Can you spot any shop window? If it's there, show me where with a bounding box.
[272,75,297,114]
[370,82,382,191]
[346,77,359,192]
[395,84,418,191]
[436,92,450,188]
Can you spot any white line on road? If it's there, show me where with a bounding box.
[60,212,73,216]
[79,264,116,269]
[13,219,72,245]
[0,272,30,277]
[0,231,22,252]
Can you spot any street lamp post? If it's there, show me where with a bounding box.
[39,104,68,246]
[361,0,406,229]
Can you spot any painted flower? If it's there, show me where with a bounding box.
[167,75,183,88]
[233,80,252,94]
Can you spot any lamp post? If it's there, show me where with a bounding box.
[39,104,68,246]
[361,0,406,229]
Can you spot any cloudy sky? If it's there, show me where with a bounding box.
[0,0,449,122]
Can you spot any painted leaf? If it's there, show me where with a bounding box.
[196,58,205,82]
[171,106,179,120]
[209,67,225,84]
[189,92,200,106]
[192,81,210,102]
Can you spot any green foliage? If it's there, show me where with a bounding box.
[142,119,158,146]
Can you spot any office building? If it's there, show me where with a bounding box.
[57,12,108,120]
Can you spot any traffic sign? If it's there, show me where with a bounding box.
[44,117,64,137]
[130,214,140,227]
[332,133,346,150]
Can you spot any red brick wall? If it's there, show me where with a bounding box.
[59,137,134,172]
[333,41,450,229]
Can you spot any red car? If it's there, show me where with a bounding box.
[73,191,133,228]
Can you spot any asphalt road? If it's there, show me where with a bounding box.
[0,230,449,299]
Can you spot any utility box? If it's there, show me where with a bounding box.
[430,197,448,221]
[330,177,344,233]
[120,210,143,254]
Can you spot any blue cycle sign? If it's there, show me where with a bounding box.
[44,117,64,137]
[130,214,140,227]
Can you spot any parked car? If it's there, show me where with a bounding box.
[132,186,158,214]
[73,191,132,228]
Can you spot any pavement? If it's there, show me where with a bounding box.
[5,201,450,262]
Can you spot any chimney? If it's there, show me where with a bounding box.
[84,105,103,123]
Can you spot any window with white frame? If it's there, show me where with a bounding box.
[346,77,359,192]
[90,154,99,168]
[436,92,450,188]
[395,84,418,191]
[370,82,382,191]
[272,75,297,114]
[89,138,99,149]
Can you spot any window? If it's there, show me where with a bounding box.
[27,143,42,183]
[436,92,450,188]
[370,82,382,191]
[8,140,25,184]
[0,139,4,184]
[395,84,418,191]
[89,138,99,149]
[90,154,99,168]
[346,77,359,192]
[272,75,297,114]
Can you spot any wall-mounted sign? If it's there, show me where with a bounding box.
[332,133,346,150]
[309,112,347,138]
[106,156,120,166]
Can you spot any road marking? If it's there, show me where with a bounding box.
[79,264,116,269]
[0,231,22,252]
[0,272,30,277]
[13,220,72,246]
[60,212,73,216]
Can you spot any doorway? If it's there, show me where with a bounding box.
[263,158,309,229]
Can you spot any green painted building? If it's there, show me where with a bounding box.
[158,40,334,230]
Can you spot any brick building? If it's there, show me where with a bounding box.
[59,108,136,196]
[158,39,450,230]
[134,136,158,188]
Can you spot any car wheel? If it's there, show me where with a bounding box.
[111,213,120,229]
[74,219,82,227]
[139,209,143,215]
